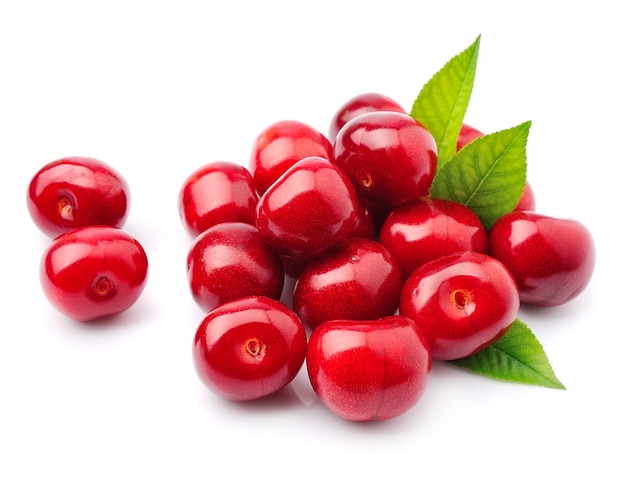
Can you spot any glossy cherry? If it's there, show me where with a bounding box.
[456,123,484,151]
[187,222,284,313]
[178,161,258,238]
[488,211,595,306]
[306,315,432,421]
[249,119,333,195]
[333,111,437,207]
[328,92,406,141]
[515,182,536,211]
[193,296,307,401]
[399,251,520,361]
[27,156,130,238]
[255,156,359,260]
[379,197,488,280]
[293,237,403,331]
[40,226,148,322]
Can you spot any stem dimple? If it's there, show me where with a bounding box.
[356,169,373,189]
[93,276,114,299]
[244,338,265,358]
[57,195,75,221]
[451,288,473,313]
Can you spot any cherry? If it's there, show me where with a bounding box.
[255,156,359,260]
[187,222,284,313]
[193,296,307,401]
[328,92,406,141]
[514,182,536,211]
[488,211,595,306]
[379,197,488,280]
[349,199,377,240]
[27,156,130,238]
[292,237,403,331]
[333,111,437,207]
[40,226,148,322]
[306,315,432,421]
[178,161,258,238]
[248,119,333,195]
[399,251,520,361]
[456,122,484,151]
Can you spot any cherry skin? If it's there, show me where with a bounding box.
[193,296,307,401]
[255,156,359,260]
[333,111,437,207]
[187,222,284,313]
[292,237,403,331]
[488,211,595,306]
[379,197,488,280]
[40,226,148,322]
[514,182,536,211]
[178,161,258,238]
[456,122,484,151]
[328,92,406,141]
[306,315,432,421]
[349,199,377,240]
[399,251,520,361]
[248,119,333,195]
[27,156,130,238]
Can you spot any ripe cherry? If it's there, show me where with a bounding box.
[333,111,437,207]
[187,222,284,313]
[292,237,403,331]
[328,92,406,141]
[255,156,359,260]
[399,251,520,361]
[515,182,536,211]
[27,156,130,238]
[488,211,595,306]
[178,161,258,238]
[379,197,488,280]
[40,226,148,322]
[306,315,432,421]
[248,119,333,195]
[193,296,307,401]
[456,123,484,151]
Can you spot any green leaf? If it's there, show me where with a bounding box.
[410,34,481,169]
[429,120,530,229]
[449,319,566,390]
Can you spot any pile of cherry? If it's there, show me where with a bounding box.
[27,92,595,422]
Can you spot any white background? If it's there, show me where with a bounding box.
[1,1,623,484]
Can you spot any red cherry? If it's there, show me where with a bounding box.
[456,123,484,151]
[178,161,258,238]
[328,92,406,141]
[27,156,130,238]
[248,120,333,195]
[40,226,148,322]
[399,251,520,361]
[187,222,284,313]
[348,199,377,240]
[293,237,403,331]
[488,211,595,306]
[193,296,307,401]
[255,156,359,260]
[514,182,536,211]
[333,111,437,207]
[306,315,432,421]
[379,197,488,280]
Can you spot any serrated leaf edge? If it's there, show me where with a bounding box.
[448,320,566,390]
[410,34,481,168]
